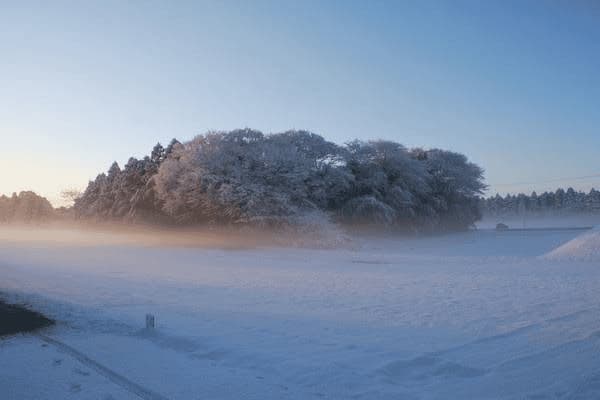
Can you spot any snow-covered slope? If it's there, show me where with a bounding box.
[545,226,600,262]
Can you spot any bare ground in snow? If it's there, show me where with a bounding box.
[0,300,53,337]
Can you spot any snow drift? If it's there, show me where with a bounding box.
[544,226,600,261]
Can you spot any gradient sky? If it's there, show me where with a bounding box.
[1,0,599,205]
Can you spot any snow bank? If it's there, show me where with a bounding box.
[545,226,600,261]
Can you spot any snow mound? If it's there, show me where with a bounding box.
[545,226,600,262]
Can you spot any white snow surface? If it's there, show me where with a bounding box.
[2,226,600,399]
[545,226,600,262]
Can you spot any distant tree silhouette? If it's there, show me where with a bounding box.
[0,192,55,223]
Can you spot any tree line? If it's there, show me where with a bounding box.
[72,129,486,232]
[0,191,55,223]
[481,188,600,216]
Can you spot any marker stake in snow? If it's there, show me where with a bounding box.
[145,314,155,330]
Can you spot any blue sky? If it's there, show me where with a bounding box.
[1,0,599,205]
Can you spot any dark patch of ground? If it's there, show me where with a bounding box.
[0,300,54,336]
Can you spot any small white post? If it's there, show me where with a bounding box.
[145,314,155,330]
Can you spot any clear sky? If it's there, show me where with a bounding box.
[1,0,599,205]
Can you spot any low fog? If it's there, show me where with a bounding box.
[0,222,353,250]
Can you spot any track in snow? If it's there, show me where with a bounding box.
[36,334,169,400]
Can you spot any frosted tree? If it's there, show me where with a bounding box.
[75,143,169,221]
[0,192,55,223]
[413,149,486,230]
[339,140,429,227]
[154,129,350,226]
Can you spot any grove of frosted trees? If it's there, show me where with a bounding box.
[482,188,600,217]
[0,191,55,223]
[73,129,486,232]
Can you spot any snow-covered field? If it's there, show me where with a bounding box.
[2,226,600,399]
